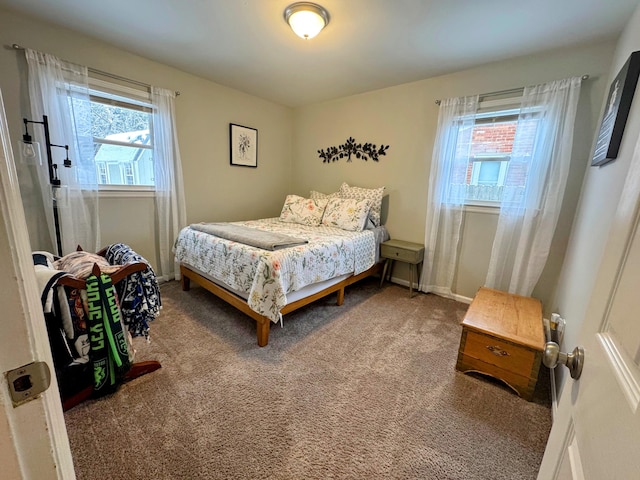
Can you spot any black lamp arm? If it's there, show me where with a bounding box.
[23,115,72,181]
[22,114,71,257]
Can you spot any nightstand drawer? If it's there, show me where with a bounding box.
[380,242,424,264]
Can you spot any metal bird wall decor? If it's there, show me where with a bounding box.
[318,137,390,163]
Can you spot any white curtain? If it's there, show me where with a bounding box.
[151,87,186,281]
[420,95,479,297]
[485,76,582,295]
[25,48,99,255]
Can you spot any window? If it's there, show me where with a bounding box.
[97,162,108,184]
[89,82,154,187]
[123,163,134,185]
[451,105,538,206]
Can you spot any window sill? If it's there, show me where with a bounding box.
[98,185,155,198]
[464,203,500,214]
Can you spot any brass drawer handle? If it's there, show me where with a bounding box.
[486,345,510,357]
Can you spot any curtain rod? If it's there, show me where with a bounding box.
[434,74,590,105]
[12,43,180,96]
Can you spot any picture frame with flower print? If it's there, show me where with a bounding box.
[230,123,258,167]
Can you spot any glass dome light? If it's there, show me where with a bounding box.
[284,2,330,40]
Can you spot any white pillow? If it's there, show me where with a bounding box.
[321,197,371,232]
[279,195,328,226]
[339,182,385,227]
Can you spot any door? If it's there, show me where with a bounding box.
[538,137,640,478]
[0,89,75,478]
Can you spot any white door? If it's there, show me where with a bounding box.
[0,89,75,478]
[538,137,640,478]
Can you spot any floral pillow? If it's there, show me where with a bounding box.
[279,194,328,226]
[339,182,385,227]
[321,197,371,232]
[310,190,341,201]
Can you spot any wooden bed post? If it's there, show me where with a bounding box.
[256,318,270,347]
[336,287,345,306]
[180,265,191,291]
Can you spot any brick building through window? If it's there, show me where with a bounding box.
[451,109,537,204]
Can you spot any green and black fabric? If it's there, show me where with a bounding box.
[86,271,131,396]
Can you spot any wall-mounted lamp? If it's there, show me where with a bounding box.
[284,2,330,40]
[22,115,72,256]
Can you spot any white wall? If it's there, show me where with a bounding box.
[292,42,615,307]
[552,4,640,393]
[0,7,294,269]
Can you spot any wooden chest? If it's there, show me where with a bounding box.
[455,287,544,401]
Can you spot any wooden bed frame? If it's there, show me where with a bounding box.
[180,262,383,347]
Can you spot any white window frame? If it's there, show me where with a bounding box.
[88,78,155,197]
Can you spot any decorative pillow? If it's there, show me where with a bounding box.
[310,190,341,201]
[339,182,385,227]
[279,194,328,226]
[321,197,371,232]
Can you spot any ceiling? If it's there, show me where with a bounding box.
[1,0,639,107]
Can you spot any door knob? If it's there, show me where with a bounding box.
[542,342,584,380]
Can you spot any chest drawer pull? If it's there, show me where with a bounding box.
[486,345,510,357]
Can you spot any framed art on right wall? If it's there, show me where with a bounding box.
[592,50,640,167]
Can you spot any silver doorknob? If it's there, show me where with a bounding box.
[542,342,584,379]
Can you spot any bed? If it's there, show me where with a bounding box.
[174,214,389,347]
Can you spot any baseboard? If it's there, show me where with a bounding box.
[388,276,473,304]
[450,293,473,304]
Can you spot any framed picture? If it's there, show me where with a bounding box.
[229,123,258,167]
[592,50,640,167]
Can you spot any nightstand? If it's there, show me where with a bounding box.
[379,239,425,297]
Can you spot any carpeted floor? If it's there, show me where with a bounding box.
[65,278,551,479]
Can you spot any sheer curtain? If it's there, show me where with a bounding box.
[485,76,582,295]
[151,87,186,281]
[419,95,479,297]
[25,48,99,254]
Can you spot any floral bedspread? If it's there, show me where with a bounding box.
[173,218,377,322]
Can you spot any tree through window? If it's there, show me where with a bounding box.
[89,87,154,187]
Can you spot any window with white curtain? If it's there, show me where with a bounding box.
[86,79,155,188]
[448,104,539,206]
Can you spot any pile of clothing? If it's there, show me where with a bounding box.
[34,244,161,399]
[104,243,162,339]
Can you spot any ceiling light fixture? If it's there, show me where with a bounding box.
[284,2,330,40]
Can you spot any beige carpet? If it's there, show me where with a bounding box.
[65,278,552,479]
